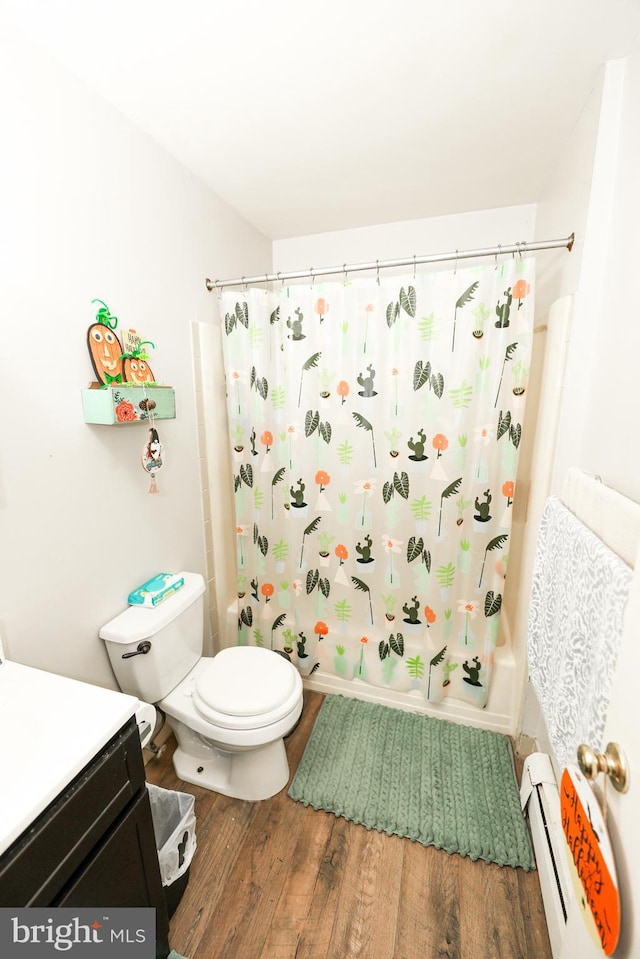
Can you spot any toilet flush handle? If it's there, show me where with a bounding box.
[122,641,152,659]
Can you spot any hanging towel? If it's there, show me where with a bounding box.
[527,496,632,771]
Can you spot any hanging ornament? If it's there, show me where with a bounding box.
[141,427,164,494]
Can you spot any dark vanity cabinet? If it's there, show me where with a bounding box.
[0,717,169,959]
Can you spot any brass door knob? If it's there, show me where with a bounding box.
[577,742,629,794]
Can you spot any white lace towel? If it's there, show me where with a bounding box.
[528,496,632,770]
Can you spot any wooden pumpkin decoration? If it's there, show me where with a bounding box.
[123,352,155,384]
[87,299,124,386]
[122,336,156,384]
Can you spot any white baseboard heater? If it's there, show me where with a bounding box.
[520,752,572,957]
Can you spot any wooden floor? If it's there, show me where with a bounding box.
[146,691,552,959]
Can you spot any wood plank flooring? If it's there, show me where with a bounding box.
[145,691,552,959]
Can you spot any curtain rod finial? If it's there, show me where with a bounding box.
[205,277,214,292]
[567,232,575,252]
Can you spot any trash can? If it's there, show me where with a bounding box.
[146,783,197,918]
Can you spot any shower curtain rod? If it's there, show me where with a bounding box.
[205,232,574,292]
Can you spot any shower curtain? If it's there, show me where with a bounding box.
[219,258,534,708]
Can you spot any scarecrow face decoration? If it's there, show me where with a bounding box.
[87,299,124,386]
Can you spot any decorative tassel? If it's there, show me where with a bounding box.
[148,473,159,494]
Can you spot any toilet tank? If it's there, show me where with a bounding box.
[99,571,206,703]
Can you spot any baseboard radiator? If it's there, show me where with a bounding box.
[520,752,572,957]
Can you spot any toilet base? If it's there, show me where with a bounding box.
[171,737,291,801]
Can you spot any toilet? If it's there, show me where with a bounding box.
[99,571,303,801]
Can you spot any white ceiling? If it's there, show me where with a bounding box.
[3,0,640,240]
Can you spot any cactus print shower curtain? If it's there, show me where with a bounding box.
[220,257,534,708]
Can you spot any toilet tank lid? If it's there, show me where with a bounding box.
[99,571,205,644]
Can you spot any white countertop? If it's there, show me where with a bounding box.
[0,660,140,857]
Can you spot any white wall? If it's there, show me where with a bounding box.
[534,71,605,322]
[0,20,270,687]
[533,54,640,505]
[554,55,640,503]
[273,206,536,276]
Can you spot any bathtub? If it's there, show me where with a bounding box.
[223,600,521,736]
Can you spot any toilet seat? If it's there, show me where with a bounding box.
[192,646,301,730]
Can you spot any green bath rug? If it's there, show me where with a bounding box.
[288,695,535,870]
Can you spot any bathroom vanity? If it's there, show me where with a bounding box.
[0,660,169,959]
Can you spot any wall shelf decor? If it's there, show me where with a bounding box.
[82,385,176,425]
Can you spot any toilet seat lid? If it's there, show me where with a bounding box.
[193,646,299,722]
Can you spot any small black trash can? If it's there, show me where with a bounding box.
[147,784,197,918]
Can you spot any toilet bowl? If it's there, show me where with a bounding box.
[100,572,303,801]
[159,648,303,799]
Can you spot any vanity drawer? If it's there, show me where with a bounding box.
[0,717,144,906]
